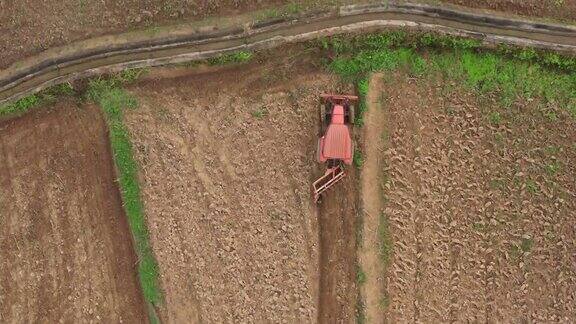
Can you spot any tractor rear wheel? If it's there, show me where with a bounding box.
[319,103,326,134]
[349,104,356,125]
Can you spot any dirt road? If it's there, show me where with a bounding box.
[0,103,145,322]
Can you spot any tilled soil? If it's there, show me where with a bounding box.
[124,59,358,323]
[377,72,576,322]
[0,103,145,323]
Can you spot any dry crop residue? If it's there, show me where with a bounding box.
[376,72,576,322]
[0,103,145,323]
[124,61,356,322]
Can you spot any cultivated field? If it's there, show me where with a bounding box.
[370,72,576,322]
[0,103,145,322]
[123,57,359,323]
[440,0,576,21]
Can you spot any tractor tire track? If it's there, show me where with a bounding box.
[2,2,576,106]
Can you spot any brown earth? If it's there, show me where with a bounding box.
[374,72,576,322]
[438,0,576,23]
[124,52,358,323]
[0,0,307,69]
[0,103,145,322]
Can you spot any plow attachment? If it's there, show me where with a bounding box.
[312,166,345,203]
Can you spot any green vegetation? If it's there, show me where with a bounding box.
[251,108,269,118]
[86,77,162,307]
[0,83,75,118]
[521,237,534,253]
[488,111,502,125]
[355,77,369,126]
[353,149,364,169]
[356,265,367,285]
[208,51,253,65]
[323,32,576,118]
[545,161,561,176]
[0,68,149,119]
[379,213,392,266]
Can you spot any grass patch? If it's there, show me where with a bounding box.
[355,77,369,126]
[208,51,253,65]
[322,32,576,118]
[0,69,148,120]
[521,237,534,253]
[251,108,268,118]
[87,77,162,307]
[0,82,75,118]
[356,265,367,285]
[488,111,503,125]
[545,161,561,176]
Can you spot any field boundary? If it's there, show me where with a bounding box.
[2,2,576,106]
[87,79,162,323]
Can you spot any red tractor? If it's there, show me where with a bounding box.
[312,94,357,203]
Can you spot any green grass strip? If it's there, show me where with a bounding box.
[0,83,75,118]
[325,34,576,117]
[87,78,162,306]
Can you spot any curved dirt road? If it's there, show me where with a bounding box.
[1,2,576,106]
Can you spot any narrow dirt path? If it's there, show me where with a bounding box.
[359,73,386,323]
